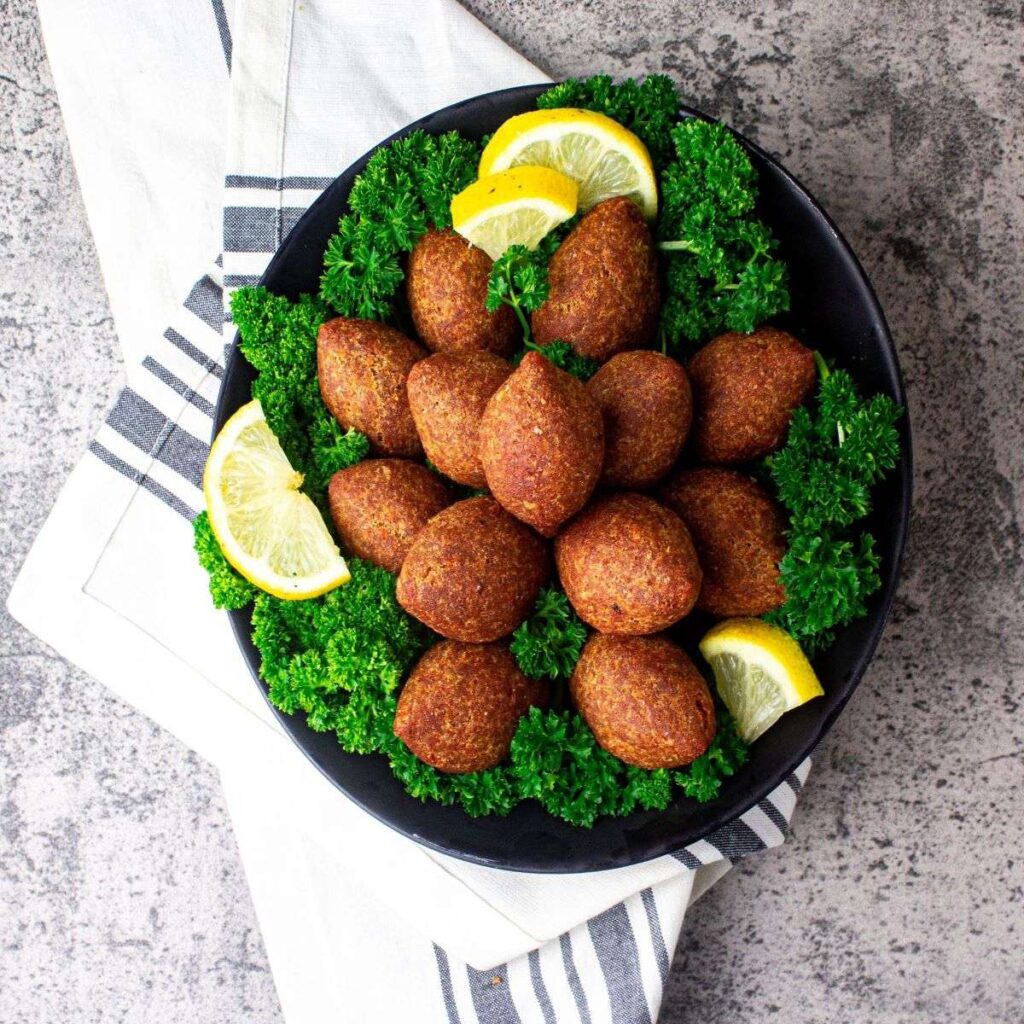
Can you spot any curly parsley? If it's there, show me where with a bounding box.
[765,356,902,652]
[192,511,255,610]
[320,130,480,320]
[511,587,588,681]
[657,118,790,348]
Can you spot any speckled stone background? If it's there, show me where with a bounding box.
[2,1,1022,1021]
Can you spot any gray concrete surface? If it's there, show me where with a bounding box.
[2,1,1022,1022]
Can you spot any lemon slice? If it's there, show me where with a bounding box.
[203,399,349,600]
[450,165,578,260]
[699,619,824,743]
[479,108,658,220]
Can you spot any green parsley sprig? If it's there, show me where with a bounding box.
[765,356,902,652]
[193,511,255,610]
[657,118,790,348]
[510,586,588,681]
[320,130,480,320]
[512,340,600,382]
[485,243,552,338]
[486,221,599,381]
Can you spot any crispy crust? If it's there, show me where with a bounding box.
[531,197,660,362]
[317,317,426,457]
[479,351,604,537]
[570,634,716,769]
[587,350,693,488]
[688,326,816,464]
[555,493,702,635]
[660,466,787,617]
[396,496,551,642]
[394,641,548,773]
[407,351,512,487]
[407,229,520,356]
[327,459,453,573]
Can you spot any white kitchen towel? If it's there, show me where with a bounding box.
[13,1,811,1020]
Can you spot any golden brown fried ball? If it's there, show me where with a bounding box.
[317,317,426,457]
[555,493,702,635]
[688,326,816,464]
[327,459,453,573]
[479,351,604,537]
[394,641,548,773]
[531,197,660,362]
[587,350,693,488]
[407,351,512,487]
[407,228,519,357]
[397,496,550,642]
[570,634,716,769]
[660,466,787,617]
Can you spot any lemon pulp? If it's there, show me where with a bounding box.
[450,164,579,260]
[203,399,349,600]
[699,618,824,743]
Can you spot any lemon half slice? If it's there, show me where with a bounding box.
[450,165,578,260]
[479,108,658,220]
[699,619,824,744]
[204,399,349,600]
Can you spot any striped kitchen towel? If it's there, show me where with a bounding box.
[12,1,811,1021]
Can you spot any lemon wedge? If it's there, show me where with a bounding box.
[203,399,349,600]
[479,108,658,220]
[450,165,578,260]
[699,619,824,743]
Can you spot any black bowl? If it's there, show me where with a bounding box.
[214,84,912,872]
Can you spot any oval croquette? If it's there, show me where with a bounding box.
[394,641,548,773]
[531,197,660,362]
[397,496,550,642]
[587,350,693,488]
[407,229,520,357]
[660,466,787,617]
[317,317,426,457]
[327,459,453,573]
[407,351,512,487]
[555,493,702,635]
[479,351,604,537]
[688,326,816,464]
[570,634,716,769]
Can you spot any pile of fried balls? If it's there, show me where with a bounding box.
[317,197,816,776]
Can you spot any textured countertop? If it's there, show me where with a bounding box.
[2,1,1022,1021]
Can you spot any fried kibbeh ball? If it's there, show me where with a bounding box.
[660,466,787,617]
[317,317,426,457]
[570,634,716,769]
[555,493,702,635]
[407,351,512,487]
[397,496,550,642]
[587,350,693,488]
[327,459,453,573]
[688,326,816,464]
[479,351,604,537]
[394,641,548,773]
[532,197,660,362]
[407,228,520,357]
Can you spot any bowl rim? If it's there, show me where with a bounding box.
[214,82,913,872]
